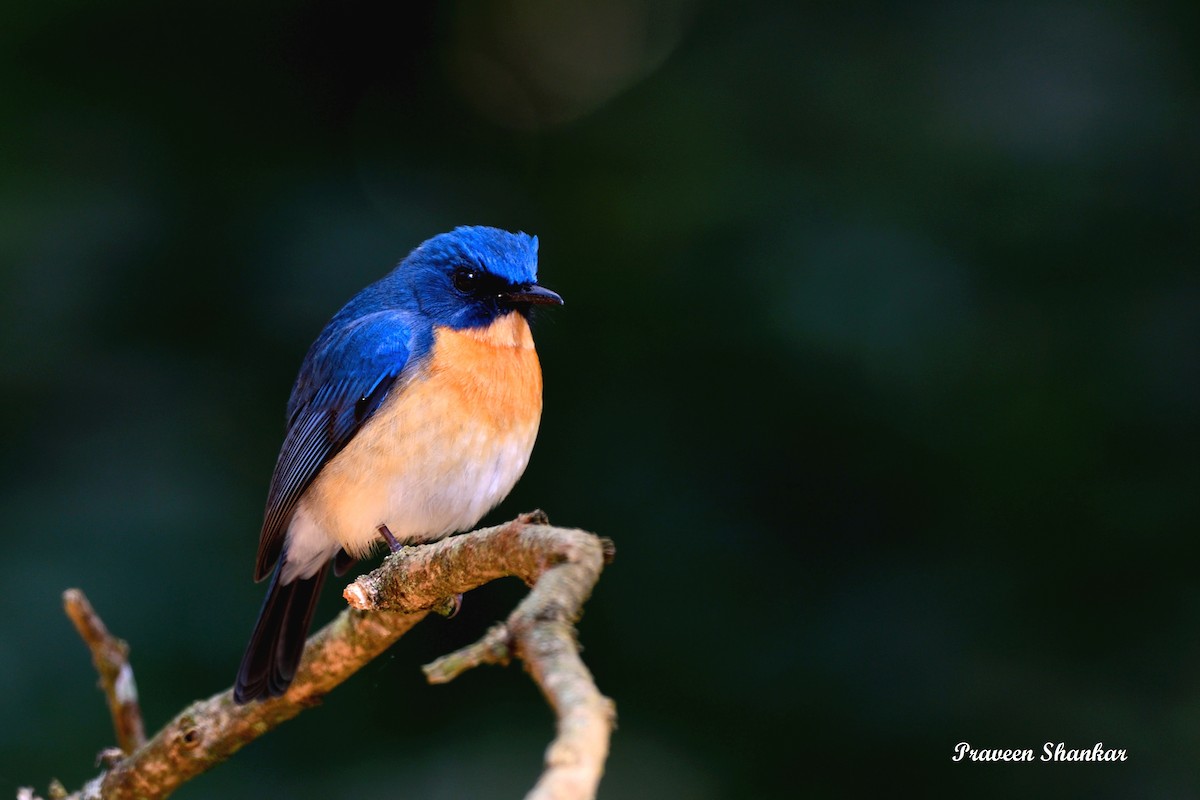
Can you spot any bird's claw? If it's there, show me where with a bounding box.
[434,593,464,618]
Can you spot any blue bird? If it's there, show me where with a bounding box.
[234,226,562,703]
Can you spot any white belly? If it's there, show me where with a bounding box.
[281,315,543,583]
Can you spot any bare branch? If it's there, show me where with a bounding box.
[33,515,612,800]
[347,515,616,800]
[83,606,428,800]
[62,589,145,755]
[424,622,513,681]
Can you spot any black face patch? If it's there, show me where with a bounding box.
[451,266,513,303]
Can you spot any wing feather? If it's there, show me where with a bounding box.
[253,311,420,580]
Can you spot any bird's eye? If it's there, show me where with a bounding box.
[452,267,479,294]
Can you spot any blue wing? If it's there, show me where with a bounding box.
[253,310,424,580]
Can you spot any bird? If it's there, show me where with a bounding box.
[233,225,562,704]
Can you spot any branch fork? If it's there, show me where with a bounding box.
[23,513,613,800]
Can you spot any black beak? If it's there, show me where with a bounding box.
[504,284,564,306]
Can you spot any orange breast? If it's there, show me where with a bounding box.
[428,311,544,432]
[291,310,547,558]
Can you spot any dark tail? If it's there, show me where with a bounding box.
[234,559,328,704]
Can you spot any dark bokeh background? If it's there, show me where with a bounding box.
[2,1,1197,797]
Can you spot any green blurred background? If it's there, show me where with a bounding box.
[2,1,1197,797]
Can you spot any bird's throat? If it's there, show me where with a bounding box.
[450,311,536,350]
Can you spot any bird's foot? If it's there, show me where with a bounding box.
[378,524,403,553]
[434,593,464,618]
[517,509,549,525]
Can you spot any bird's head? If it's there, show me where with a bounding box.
[401,226,563,330]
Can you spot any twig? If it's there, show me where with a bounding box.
[62,589,146,754]
[76,606,428,800]
[347,514,616,800]
[33,514,612,800]
[424,622,513,681]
